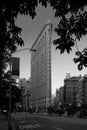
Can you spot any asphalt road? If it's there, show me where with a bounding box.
[13,114,87,130]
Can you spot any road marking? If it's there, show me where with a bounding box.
[19,120,33,123]
[19,120,38,124]
[54,127,64,130]
[19,123,42,129]
[19,125,32,129]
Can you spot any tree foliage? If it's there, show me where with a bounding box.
[0,0,87,83]
[0,0,49,85]
[49,0,87,70]
[0,71,22,111]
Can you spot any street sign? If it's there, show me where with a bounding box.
[12,57,20,79]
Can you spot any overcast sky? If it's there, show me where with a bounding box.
[14,4,87,94]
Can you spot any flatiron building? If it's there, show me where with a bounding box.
[30,21,52,111]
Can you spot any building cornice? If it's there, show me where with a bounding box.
[30,21,52,50]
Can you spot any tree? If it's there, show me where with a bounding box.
[0,71,22,111]
[1,0,87,82]
[0,0,49,86]
[49,0,87,70]
[0,1,23,85]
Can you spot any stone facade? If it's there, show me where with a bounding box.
[30,21,52,111]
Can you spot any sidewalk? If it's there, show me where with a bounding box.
[0,113,8,130]
[0,113,16,130]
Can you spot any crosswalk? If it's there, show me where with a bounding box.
[14,118,42,130]
[19,123,42,129]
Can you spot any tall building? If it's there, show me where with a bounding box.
[77,75,87,106]
[60,86,64,106]
[30,21,52,111]
[64,75,80,106]
[19,78,30,111]
[54,89,61,108]
[54,87,64,108]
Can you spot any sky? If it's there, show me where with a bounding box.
[13,4,87,94]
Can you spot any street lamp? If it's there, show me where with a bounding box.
[8,50,12,130]
[8,48,36,130]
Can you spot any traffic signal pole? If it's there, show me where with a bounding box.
[8,51,12,130]
[8,48,36,130]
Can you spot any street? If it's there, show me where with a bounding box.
[12,113,87,130]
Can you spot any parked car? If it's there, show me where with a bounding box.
[56,108,65,116]
[76,109,87,118]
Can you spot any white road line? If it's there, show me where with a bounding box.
[19,120,33,123]
[19,123,42,129]
[19,120,38,124]
[54,127,64,130]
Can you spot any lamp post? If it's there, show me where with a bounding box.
[8,50,12,130]
[8,48,36,130]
